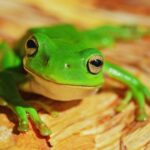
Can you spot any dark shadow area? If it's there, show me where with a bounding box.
[29,119,52,148]
[21,91,82,113]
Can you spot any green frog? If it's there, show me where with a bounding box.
[0,24,149,136]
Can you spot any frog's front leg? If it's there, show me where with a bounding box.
[15,105,52,135]
[0,71,51,136]
[104,62,150,121]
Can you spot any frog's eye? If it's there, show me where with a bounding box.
[25,37,38,56]
[87,55,103,74]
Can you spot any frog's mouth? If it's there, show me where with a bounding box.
[23,66,101,101]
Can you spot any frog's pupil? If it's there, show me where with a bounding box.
[90,59,103,67]
[27,39,37,48]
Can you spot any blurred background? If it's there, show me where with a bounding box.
[0,0,150,44]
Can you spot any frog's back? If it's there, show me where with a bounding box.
[29,24,80,42]
[29,24,89,52]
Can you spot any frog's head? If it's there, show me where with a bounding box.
[23,33,104,100]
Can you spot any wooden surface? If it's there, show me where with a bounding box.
[0,0,150,150]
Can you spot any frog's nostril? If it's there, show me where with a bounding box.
[65,64,71,69]
[42,55,50,66]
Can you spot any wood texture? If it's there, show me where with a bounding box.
[0,0,150,150]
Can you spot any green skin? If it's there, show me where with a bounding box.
[0,24,150,136]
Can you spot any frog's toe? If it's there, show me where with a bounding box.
[136,109,148,121]
[136,114,148,121]
[26,107,52,136]
[15,106,29,132]
[18,120,29,132]
[36,122,52,136]
[116,101,127,112]
[116,90,132,113]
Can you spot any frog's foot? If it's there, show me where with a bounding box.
[131,85,148,121]
[116,90,132,112]
[135,85,149,121]
[116,85,149,122]
[136,108,148,121]
[15,105,52,136]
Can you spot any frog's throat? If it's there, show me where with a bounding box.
[23,67,101,101]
